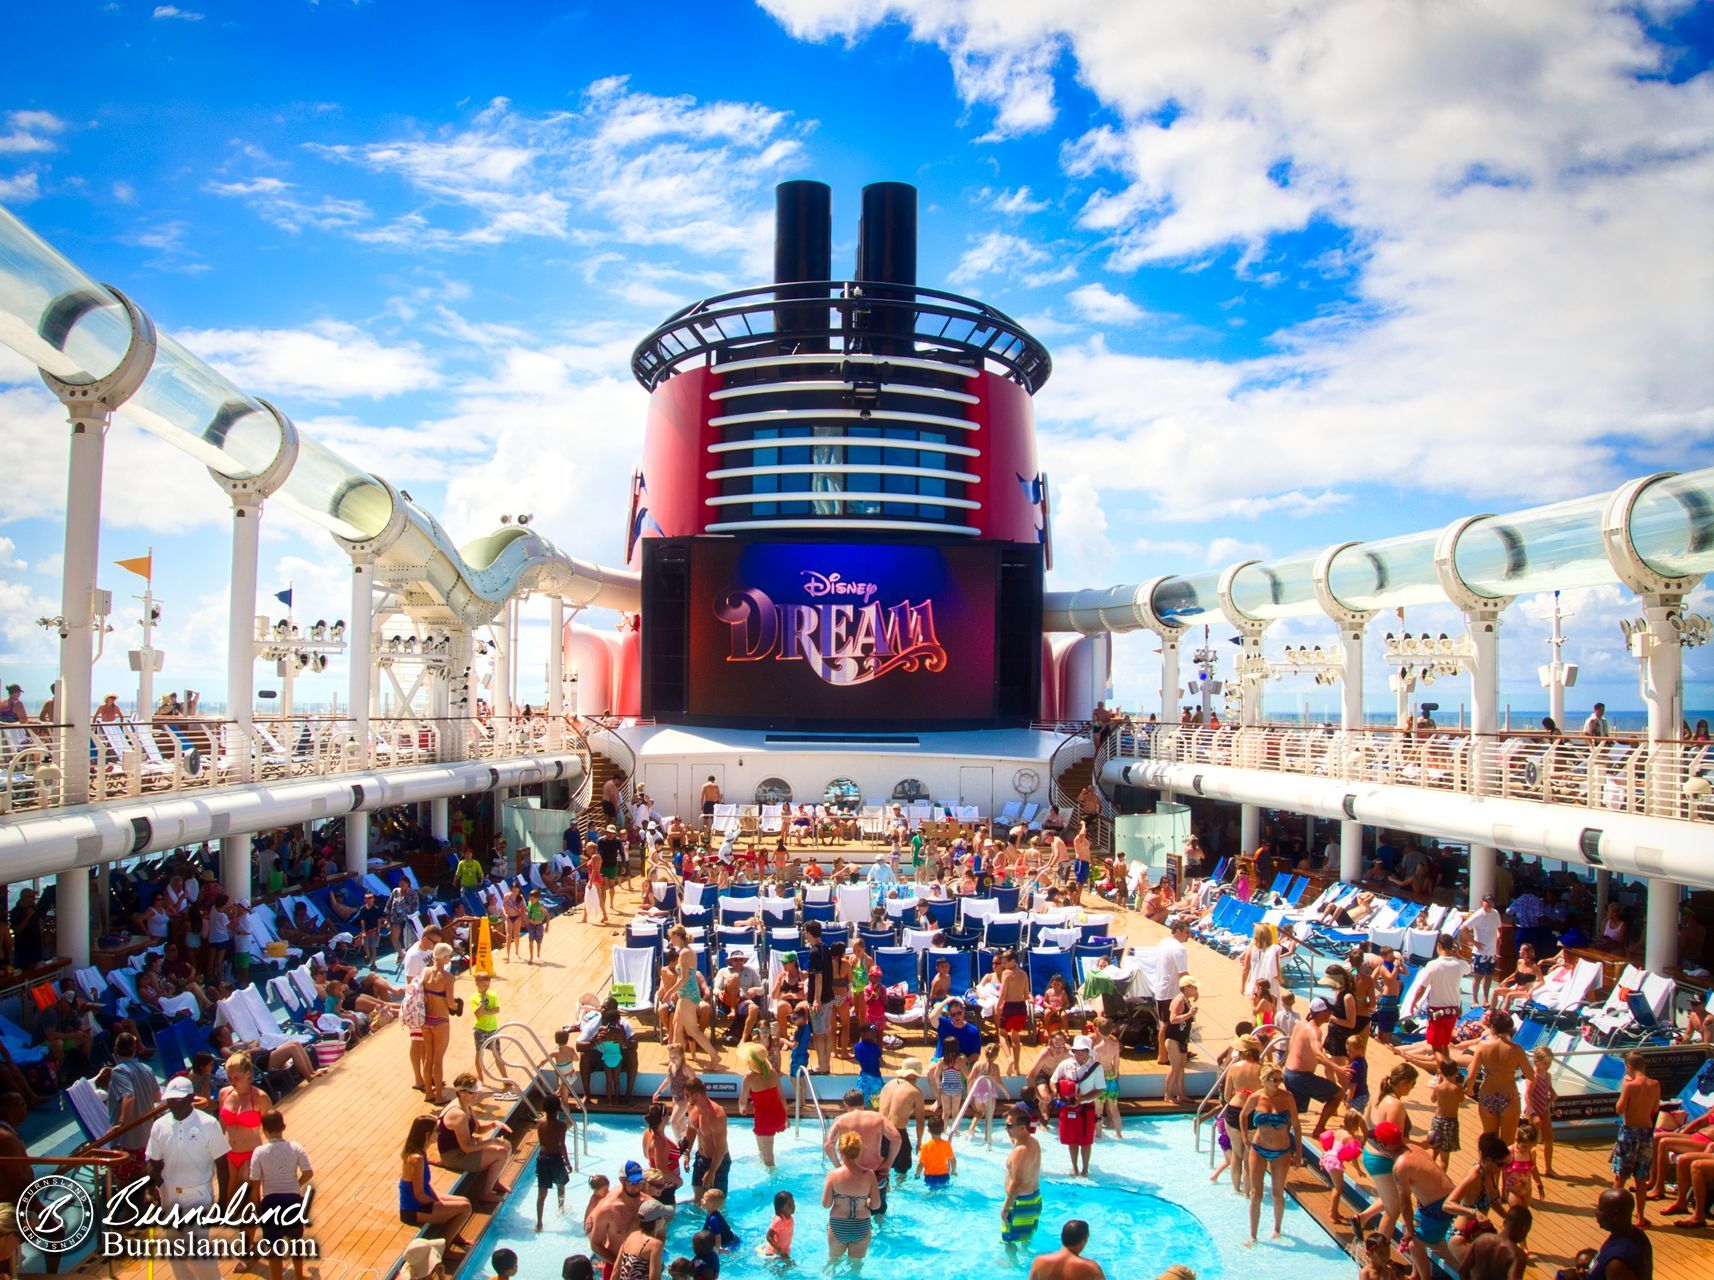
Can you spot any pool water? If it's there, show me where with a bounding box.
[454,1116,1356,1279]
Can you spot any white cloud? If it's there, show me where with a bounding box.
[268,83,807,275]
[112,180,136,204]
[175,322,441,400]
[0,172,39,203]
[0,109,66,154]
[1045,473,1115,588]
[764,1,1714,525]
[1066,282,1144,324]
[0,535,25,571]
[151,6,204,20]
[0,571,58,665]
[988,185,1047,215]
[946,230,1046,285]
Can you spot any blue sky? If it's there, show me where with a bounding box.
[1,0,1710,718]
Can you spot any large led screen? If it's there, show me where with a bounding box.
[645,538,1038,728]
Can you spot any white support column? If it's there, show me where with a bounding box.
[222,838,252,906]
[1238,627,1264,854]
[430,797,450,842]
[56,868,90,968]
[1241,805,1261,854]
[1158,632,1179,725]
[1338,622,1367,882]
[494,609,512,722]
[56,405,108,807]
[548,596,565,750]
[1646,876,1681,973]
[346,557,374,876]
[1467,613,1501,909]
[222,495,261,903]
[1642,598,1684,969]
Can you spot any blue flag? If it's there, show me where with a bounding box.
[274,588,293,607]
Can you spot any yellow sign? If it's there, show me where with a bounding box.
[611,982,635,1006]
[474,916,494,975]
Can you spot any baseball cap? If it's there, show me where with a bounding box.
[163,1076,195,1099]
[639,1198,676,1224]
[1072,1034,1093,1051]
[622,1160,645,1184]
[1309,997,1332,1014]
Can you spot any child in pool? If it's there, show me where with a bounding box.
[965,1042,1010,1142]
[1208,1111,1236,1187]
[854,1025,884,1103]
[651,1044,693,1143]
[1359,1232,1410,1279]
[788,1006,812,1108]
[1251,978,1277,1029]
[692,1228,721,1280]
[701,1187,739,1251]
[762,1190,795,1261]
[581,1174,609,1239]
[936,1043,967,1120]
[916,1114,957,1188]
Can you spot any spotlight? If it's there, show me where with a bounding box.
[517,514,533,526]
[311,620,327,642]
[272,619,289,640]
[331,620,346,641]
[500,515,512,525]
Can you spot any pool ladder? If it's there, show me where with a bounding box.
[482,1019,592,1172]
[1191,1033,1286,1168]
[793,1064,831,1158]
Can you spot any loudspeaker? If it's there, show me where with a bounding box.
[994,543,1044,722]
[641,540,691,718]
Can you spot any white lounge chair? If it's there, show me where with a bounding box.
[610,947,658,1019]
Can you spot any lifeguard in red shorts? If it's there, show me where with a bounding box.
[1049,1035,1106,1177]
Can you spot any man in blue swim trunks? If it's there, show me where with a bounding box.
[1392,1144,1459,1278]
[1282,998,1350,1138]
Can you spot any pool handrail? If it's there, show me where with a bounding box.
[793,1064,831,1152]
[945,1072,989,1145]
[484,1021,591,1168]
[1191,1031,1287,1163]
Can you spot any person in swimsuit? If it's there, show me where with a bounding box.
[501,885,526,962]
[1239,1064,1302,1244]
[1220,1035,1265,1196]
[1358,1064,1416,1240]
[997,950,1031,1073]
[535,1097,572,1230]
[966,1042,1011,1143]
[1372,948,1404,1043]
[218,1052,272,1260]
[1465,1010,1535,1144]
[823,1131,881,1263]
[438,1073,514,1204]
[613,1201,673,1280]
[736,1042,789,1168]
[669,945,725,1070]
[1000,1104,1043,1252]
[642,1103,684,1204]
[421,942,457,1104]
[399,1115,473,1248]
[1489,944,1543,1012]
[1162,976,1198,1106]
[1393,1145,1460,1279]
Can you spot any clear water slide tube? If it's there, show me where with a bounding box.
[1043,469,1714,633]
[0,205,639,614]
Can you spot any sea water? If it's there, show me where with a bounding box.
[454,1116,1356,1279]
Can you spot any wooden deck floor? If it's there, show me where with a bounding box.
[71,885,1714,1279]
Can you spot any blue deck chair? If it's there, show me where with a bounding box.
[928,949,975,992]
[927,899,958,929]
[1074,939,1115,964]
[1511,1018,1546,1051]
[983,916,1023,949]
[803,901,836,923]
[993,885,1021,914]
[155,1020,189,1077]
[717,926,756,952]
[653,884,679,915]
[876,947,921,993]
[768,928,802,958]
[821,924,850,948]
[1028,948,1075,997]
[1265,872,1290,898]
[460,889,487,917]
[680,906,711,930]
[1210,857,1231,882]
[942,927,983,951]
[859,925,897,951]
[725,883,760,899]
[760,903,797,930]
[720,904,757,927]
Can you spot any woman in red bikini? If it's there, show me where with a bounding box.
[219,1052,272,1262]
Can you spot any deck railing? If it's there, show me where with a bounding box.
[0,714,591,815]
[1111,724,1714,825]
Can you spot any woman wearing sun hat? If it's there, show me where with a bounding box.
[1162,975,1198,1106]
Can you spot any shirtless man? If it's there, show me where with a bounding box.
[1001,1105,1043,1255]
[1088,1020,1123,1137]
[824,1088,901,1214]
[1392,1146,1460,1280]
[699,775,722,821]
[1027,1032,1072,1118]
[680,1080,731,1194]
[1027,1219,1105,1280]
[997,951,1032,1072]
[586,1161,647,1275]
[1282,998,1349,1137]
[877,1062,927,1186]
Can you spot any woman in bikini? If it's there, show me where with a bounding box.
[641,1103,684,1201]
[823,1130,881,1263]
[1220,1035,1265,1195]
[421,942,457,1104]
[501,885,526,962]
[1239,1064,1302,1245]
[1465,1010,1535,1143]
[1363,1064,1419,1241]
[219,1053,272,1263]
[398,1115,473,1250]
[669,945,724,1069]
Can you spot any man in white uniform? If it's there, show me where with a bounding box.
[145,1076,230,1280]
[1458,894,1503,1006]
[1150,918,1191,1065]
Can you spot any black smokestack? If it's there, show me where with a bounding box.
[773,180,832,353]
[856,182,917,287]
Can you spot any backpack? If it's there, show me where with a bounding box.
[400,978,426,1031]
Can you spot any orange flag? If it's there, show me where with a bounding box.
[115,553,152,581]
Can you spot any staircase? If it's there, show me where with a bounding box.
[1048,729,1114,854]
[575,720,635,836]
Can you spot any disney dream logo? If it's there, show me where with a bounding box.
[715,578,947,687]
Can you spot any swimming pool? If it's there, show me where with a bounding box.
[453,1115,1356,1279]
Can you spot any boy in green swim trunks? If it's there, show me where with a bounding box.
[1091,1019,1123,1138]
[1000,1105,1042,1251]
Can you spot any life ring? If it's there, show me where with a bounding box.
[1523,759,1540,787]
[1012,768,1041,796]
